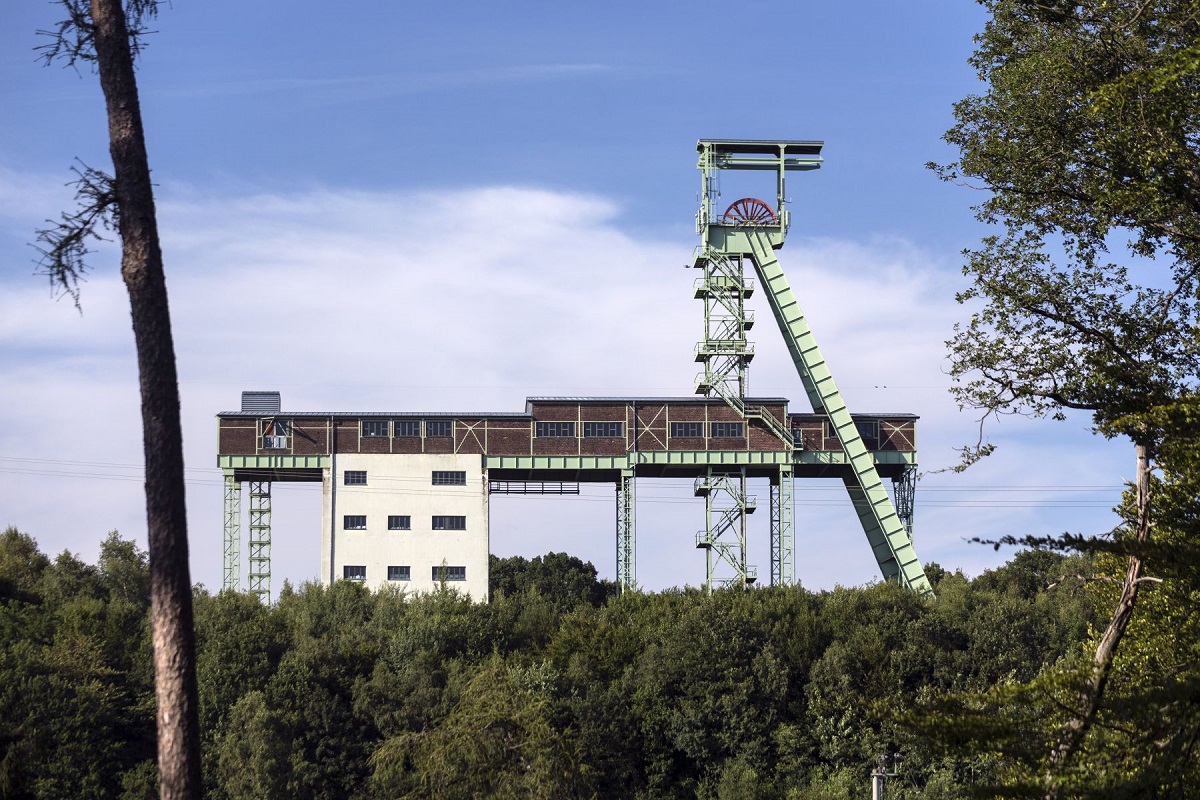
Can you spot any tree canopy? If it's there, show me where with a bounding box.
[938,0,1200,440]
[0,528,1099,800]
[931,2,1200,795]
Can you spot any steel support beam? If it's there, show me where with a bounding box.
[247,480,272,602]
[616,470,636,592]
[695,468,756,592]
[742,231,933,596]
[770,465,794,586]
[222,472,241,592]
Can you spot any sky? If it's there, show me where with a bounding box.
[0,1,1131,593]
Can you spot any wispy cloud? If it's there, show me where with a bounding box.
[156,63,617,101]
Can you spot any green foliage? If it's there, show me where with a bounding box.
[0,532,1103,798]
[490,551,617,609]
[370,656,588,799]
[0,530,154,800]
[930,2,1200,795]
[0,527,50,601]
[935,1,1200,436]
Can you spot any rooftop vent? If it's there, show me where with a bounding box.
[241,391,281,414]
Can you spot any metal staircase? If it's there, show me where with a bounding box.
[694,471,758,590]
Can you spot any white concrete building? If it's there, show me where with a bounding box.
[320,452,489,600]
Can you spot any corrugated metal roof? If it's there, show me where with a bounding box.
[526,396,791,403]
[217,410,530,418]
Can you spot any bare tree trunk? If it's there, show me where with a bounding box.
[1043,441,1151,800]
[89,1,202,797]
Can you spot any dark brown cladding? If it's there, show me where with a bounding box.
[216,400,917,458]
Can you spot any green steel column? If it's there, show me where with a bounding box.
[770,465,794,586]
[616,470,636,592]
[247,480,272,602]
[694,469,757,592]
[222,472,241,592]
[743,231,933,596]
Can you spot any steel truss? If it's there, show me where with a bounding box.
[694,468,757,592]
[248,480,272,602]
[694,249,754,401]
[616,470,636,592]
[770,465,794,586]
[892,464,917,537]
[223,472,241,592]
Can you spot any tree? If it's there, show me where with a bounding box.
[489,552,616,609]
[35,2,200,798]
[370,656,589,800]
[933,2,1200,795]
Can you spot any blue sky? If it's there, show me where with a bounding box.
[0,1,1130,592]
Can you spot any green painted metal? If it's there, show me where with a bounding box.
[222,472,241,592]
[694,139,932,596]
[694,247,793,444]
[616,469,636,592]
[217,444,908,478]
[247,481,272,602]
[218,454,329,471]
[741,231,932,595]
[694,469,757,592]
[483,449,913,474]
[694,248,754,402]
[486,455,631,472]
[770,465,794,586]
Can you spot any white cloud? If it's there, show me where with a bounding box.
[0,177,1128,590]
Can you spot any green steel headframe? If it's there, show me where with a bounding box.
[694,139,933,596]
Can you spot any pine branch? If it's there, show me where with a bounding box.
[33,161,117,310]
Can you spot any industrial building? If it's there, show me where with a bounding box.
[217,140,933,601]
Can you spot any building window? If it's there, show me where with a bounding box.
[855,420,879,443]
[394,419,421,437]
[262,420,289,449]
[426,420,453,437]
[388,515,411,530]
[432,515,467,530]
[343,565,366,581]
[387,565,411,581]
[344,470,367,486]
[362,420,389,438]
[711,422,744,438]
[535,421,576,437]
[433,565,467,582]
[583,421,623,438]
[343,515,367,530]
[432,470,467,486]
[670,422,704,438]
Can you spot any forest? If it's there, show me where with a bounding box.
[0,527,1098,799]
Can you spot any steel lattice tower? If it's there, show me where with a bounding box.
[692,140,932,595]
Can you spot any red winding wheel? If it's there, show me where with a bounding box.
[722,197,778,225]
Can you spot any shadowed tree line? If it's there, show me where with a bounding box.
[0,527,1098,800]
